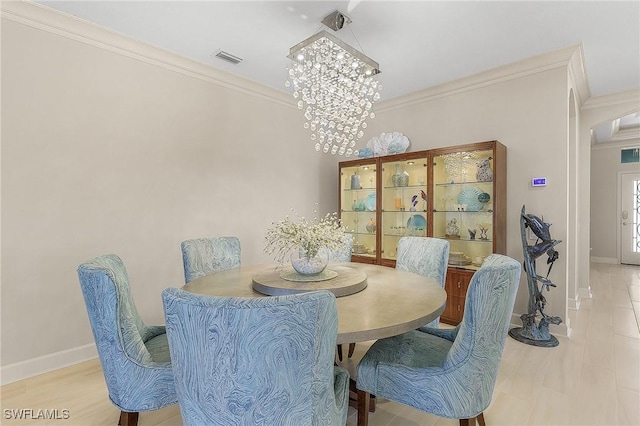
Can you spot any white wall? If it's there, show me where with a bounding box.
[1,2,326,380]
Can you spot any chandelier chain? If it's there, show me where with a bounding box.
[347,25,367,56]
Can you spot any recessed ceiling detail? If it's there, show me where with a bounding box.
[593,111,640,144]
[613,112,640,140]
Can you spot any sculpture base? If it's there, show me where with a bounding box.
[508,327,559,347]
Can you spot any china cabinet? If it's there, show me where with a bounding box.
[338,140,506,325]
[431,141,506,324]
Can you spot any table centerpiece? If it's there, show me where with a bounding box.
[264,209,347,276]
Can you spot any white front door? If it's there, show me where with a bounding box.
[621,172,640,265]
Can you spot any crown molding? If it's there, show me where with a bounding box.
[376,44,587,113]
[5,1,630,118]
[1,0,295,108]
[581,89,640,111]
[567,44,590,106]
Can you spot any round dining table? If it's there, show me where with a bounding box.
[182,262,447,345]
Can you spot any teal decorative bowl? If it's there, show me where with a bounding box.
[478,192,491,203]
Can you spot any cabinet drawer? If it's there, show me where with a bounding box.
[445,269,472,298]
[441,268,473,325]
[450,296,466,317]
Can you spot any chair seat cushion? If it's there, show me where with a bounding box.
[144,333,171,364]
[357,329,452,394]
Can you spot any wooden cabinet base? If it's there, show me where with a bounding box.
[440,267,473,325]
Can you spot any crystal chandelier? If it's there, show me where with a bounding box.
[286,11,382,157]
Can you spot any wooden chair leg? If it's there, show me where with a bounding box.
[348,342,356,358]
[357,389,370,426]
[459,413,484,426]
[337,344,343,361]
[118,411,139,426]
[477,412,486,426]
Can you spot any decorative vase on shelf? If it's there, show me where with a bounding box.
[290,246,329,276]
[352,199,358,211]
[399,167,409,187]
[392,164,402,187]
[366,218,376,233]
[476,157,493,182]
[351,170,361,189]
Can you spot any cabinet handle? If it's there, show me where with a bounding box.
[457,305,461,311]
[457,281,462,288]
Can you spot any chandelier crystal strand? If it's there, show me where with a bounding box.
[287,30,381,157]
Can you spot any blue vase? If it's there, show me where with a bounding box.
[351,171,361,189]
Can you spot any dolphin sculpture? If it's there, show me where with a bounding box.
[522,212,553,241]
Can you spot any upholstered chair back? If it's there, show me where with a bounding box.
[438,254,521,411]
[180,236,241,283]
[77,254,176,417]
[355,253,521,424]
[396,236,450,327]
[162,288,349,426]
[327,232,354,263]
[395,236,450,286]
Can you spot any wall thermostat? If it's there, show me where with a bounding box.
[531,177,547,187]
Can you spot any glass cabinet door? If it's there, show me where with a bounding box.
[432,148,495,271]
[339,162,377,261]
[380,156,429,263]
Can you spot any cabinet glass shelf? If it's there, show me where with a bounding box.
[434,236,493,242]
[383,185,426,189]
[433,210,493,213]
[435,181,492,187]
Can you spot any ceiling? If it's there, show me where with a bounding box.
[36,0,640,144]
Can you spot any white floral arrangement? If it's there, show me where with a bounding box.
[264,210,346,264]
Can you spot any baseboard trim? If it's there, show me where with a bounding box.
[568,293,581,311]
[578,286,593,300]
[590,256,618,264]
[1,343,97,385]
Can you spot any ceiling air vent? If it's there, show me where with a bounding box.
[214,50,243,65]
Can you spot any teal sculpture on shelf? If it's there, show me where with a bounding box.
[509,205,562,347]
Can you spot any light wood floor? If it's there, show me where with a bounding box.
[2,263,638,426]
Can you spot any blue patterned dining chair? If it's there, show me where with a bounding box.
[162,288,350,426]
[355,254,521,426]
[180,236,241,283]
[339,236,449,363]
[327,232,354,263]
[327,232,356,361]
[396,236,450,328]
[77,255,177,426]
